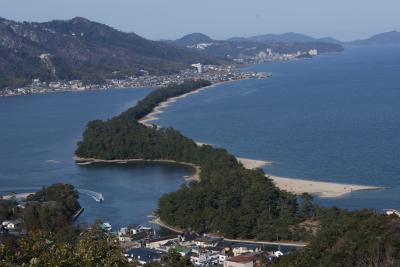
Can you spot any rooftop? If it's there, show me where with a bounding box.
[148,235,179,243]
[226,255,254,263]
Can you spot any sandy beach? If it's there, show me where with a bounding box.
[235,157,384,198]
[267,175,384,198]
[139,81,234,126]
[75,155,383,198]
[116,81,386,198]
[236,157,272,169]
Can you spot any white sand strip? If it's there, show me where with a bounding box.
[236,157,383,198]
[2,192,34,200]
[114,80,385,199]
[268,175,384,198]
[139,81,235,126]
[237,157,272,169]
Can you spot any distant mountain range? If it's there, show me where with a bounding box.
[169,31,400,48]
[348,31,400,45]
[166,32,344,59]
[228,32,342,44]
[0,17,218,90]
[1,15,399,91]
[172,33,214,46]
[165,30,400,60]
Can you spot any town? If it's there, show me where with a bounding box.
[0,187,298,267]
[0,213,295,267]
[93,220,294,267]
[0,64,270,97]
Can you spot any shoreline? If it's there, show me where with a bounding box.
[235,158,384,198]
[135,81,385,198]
[0,85,151,98]
[74,156,201,181]
[1,192,34,200]
[267,175,384,198]
[139,80,245,126]
[74,156,384,198]
[149,216,308,247]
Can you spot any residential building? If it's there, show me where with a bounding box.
[146,235,180,249]
[124,248,165,265]
[223,255,254,267]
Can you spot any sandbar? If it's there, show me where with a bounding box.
[113,81,386,198]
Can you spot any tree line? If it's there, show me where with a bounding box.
[74,79,400,265]
[272,209,400,267]
[75,80,314,241]
[1,183,191,266]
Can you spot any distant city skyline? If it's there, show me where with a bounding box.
[1,0,399,41]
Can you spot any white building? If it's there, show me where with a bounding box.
[308,49,318,56]
[274,250,284,257]
[191,63,203,73]
[2,219,22,230]
[223,255,254,267]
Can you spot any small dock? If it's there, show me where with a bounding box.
[72,207,85,222]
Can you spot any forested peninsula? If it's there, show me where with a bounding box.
[75,80,314,241]
[75,80,400,266]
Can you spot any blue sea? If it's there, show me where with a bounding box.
[0,88,192,229]
[0,45,399,229]
[155,45,400,211]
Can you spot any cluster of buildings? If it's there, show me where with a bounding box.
[0,219,23,234]
[100,222,291,267]
[0,64,269,97]
[234,48,319,64]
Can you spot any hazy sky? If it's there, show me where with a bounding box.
[1,0,399,41]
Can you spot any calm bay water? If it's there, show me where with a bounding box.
[1,45,399,227]
[0,88,192,229]
[155,46,400,211]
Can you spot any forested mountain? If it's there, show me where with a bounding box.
[230,31,400,46]
[173,33,214,46]
[167,32,344,59]
[0,17,218,90]
[228,32,342,44]
[349,31,400,45]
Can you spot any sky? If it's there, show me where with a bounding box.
[1,0,399,41]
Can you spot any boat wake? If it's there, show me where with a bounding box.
[77,189,105,203]
[1,187,104,203]
[45,160,61,164]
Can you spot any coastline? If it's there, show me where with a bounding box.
[1,192,34,200]
[268,175,384,198]
[75,156,384,198]
[235,158,384,198]
[149,216,308,247]
[139,80,243,126]
[74,156,201,181]
[0,85,148,98]
[136,80,385,198]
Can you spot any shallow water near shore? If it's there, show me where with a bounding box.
[154,45,400,211]
[0,88,192,229]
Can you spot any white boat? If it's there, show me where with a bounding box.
[384,209,400,217]
[101,222,112,232]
